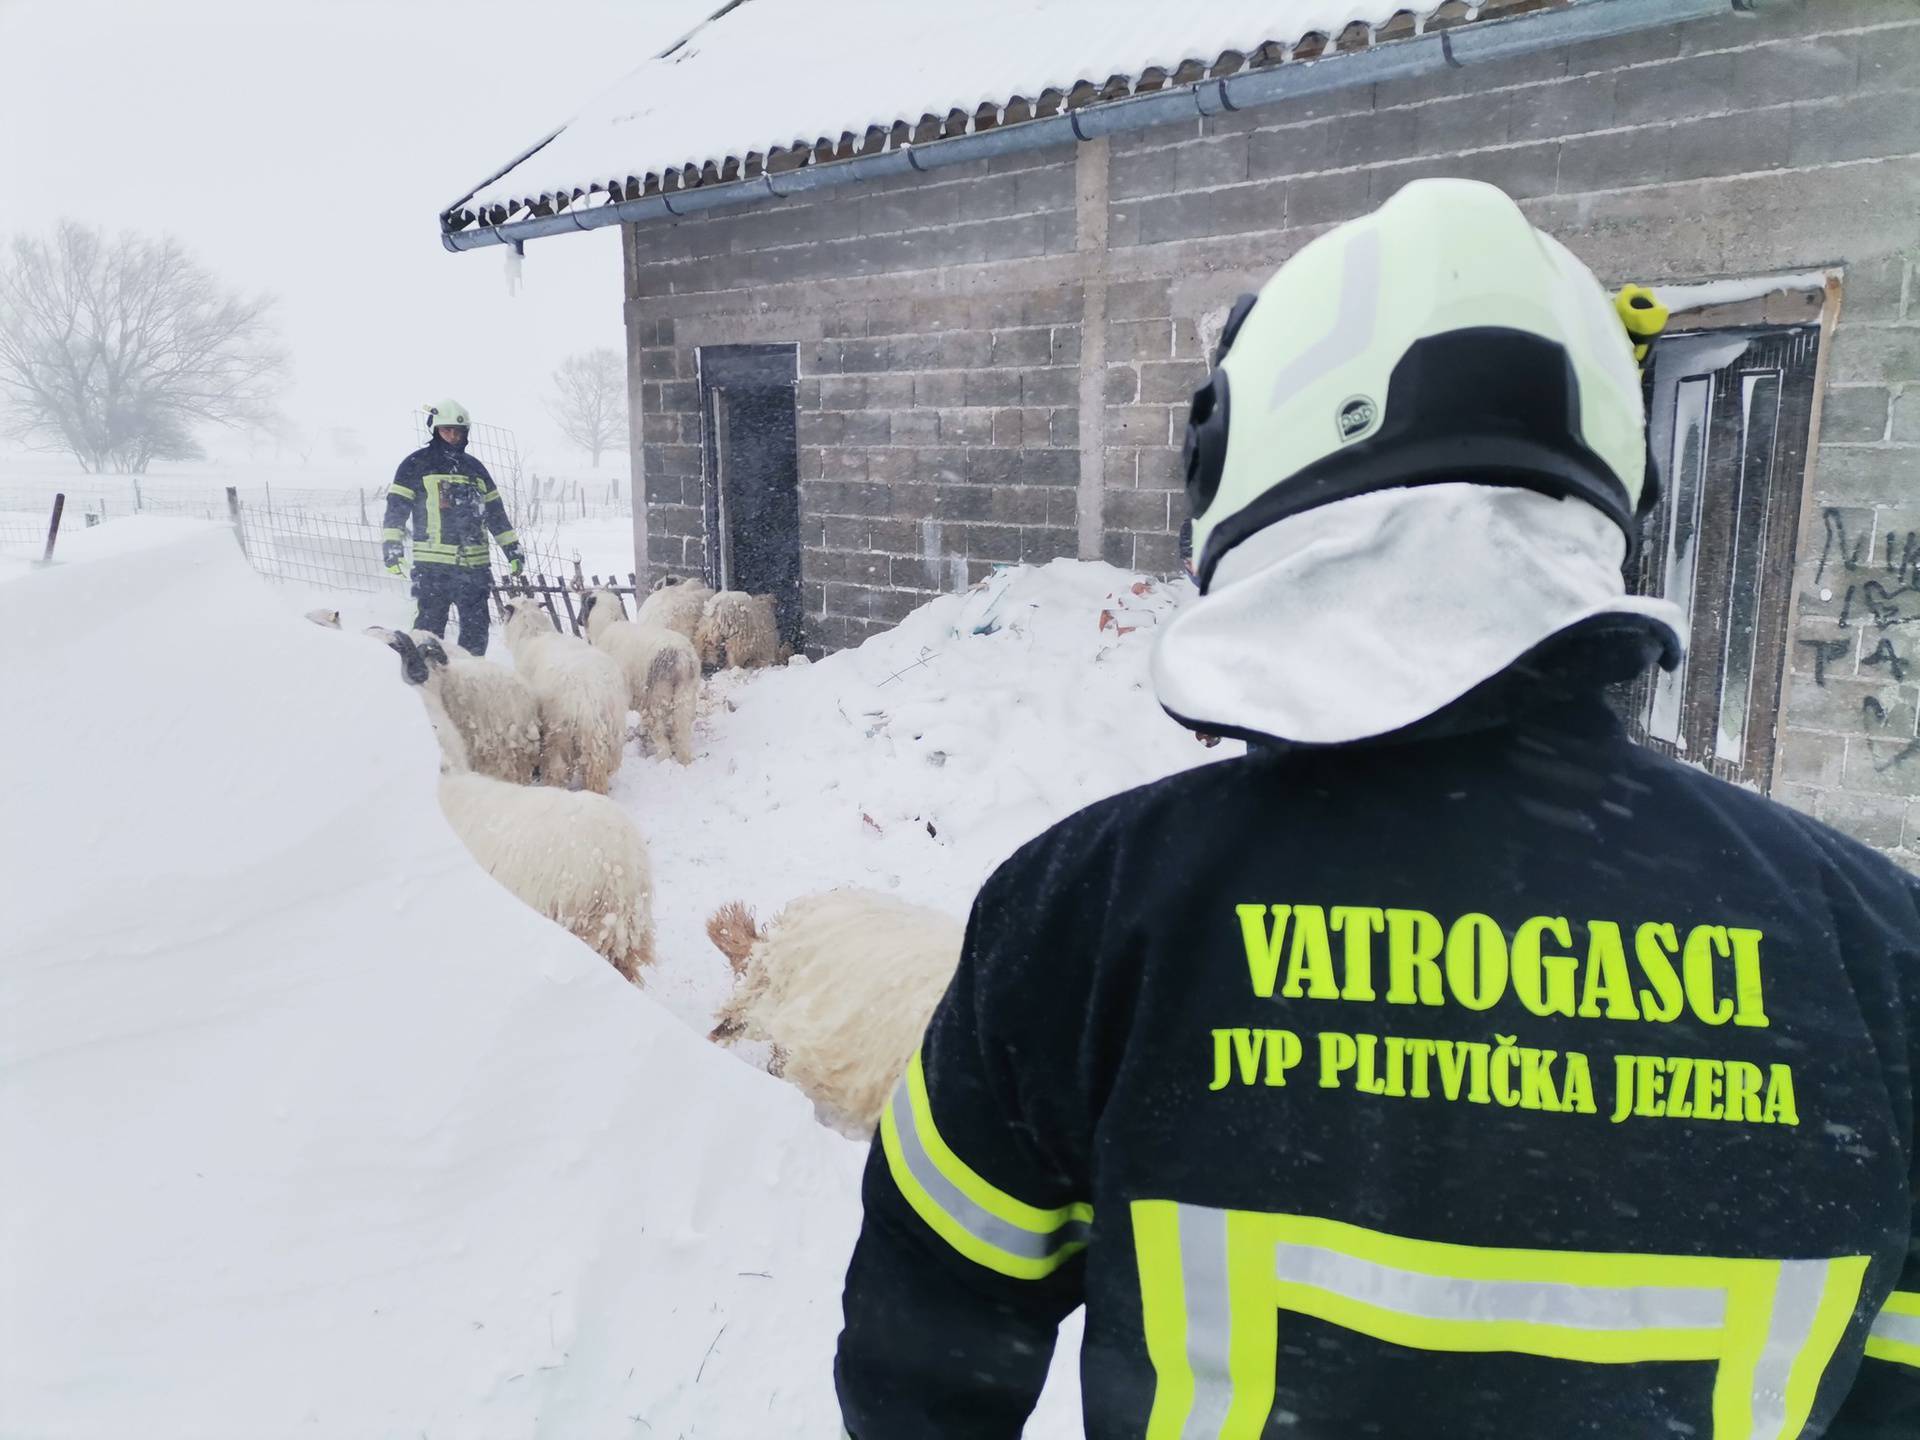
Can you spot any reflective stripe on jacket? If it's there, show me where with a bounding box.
[382,438,518,569]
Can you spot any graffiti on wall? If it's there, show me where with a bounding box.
[1800,507,1920,771]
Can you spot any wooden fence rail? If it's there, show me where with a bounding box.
[489,571,649,637]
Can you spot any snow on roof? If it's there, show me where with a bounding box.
[447,0,1543,233]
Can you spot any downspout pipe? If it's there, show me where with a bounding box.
[442,0,1743,253]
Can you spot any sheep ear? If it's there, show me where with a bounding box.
[388,631,429,686]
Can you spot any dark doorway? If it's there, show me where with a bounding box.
[698,345,802,651]
[1617,324,1822,791]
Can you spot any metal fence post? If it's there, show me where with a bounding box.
[41,493,65,563]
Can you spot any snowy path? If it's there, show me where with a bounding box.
[5,525,1231,1438]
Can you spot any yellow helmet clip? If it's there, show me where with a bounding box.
[1612,285,1669,369]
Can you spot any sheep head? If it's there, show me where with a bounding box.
[383,630,430,687]
[502,601,558,647]
[410,633,452,668]
[580,587,627,641]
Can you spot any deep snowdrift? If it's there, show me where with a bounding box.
[0,521,890,1437]
[623,560,1239,1028]
[3,524,1212,1436]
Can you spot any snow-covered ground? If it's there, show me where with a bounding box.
[626,561,1232,1027]
[3,516,1230,1437]
[0,453,638,594]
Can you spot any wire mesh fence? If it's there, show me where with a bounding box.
[230,495,578,597]
[518,473,630,525]
[230,500,409,594]
[0,510,48,554]
[3,417,629,591]
[0,477,378,525]
[0,493,71,557]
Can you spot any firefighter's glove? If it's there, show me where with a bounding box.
[505,548,525,578]
[384,562,406,577]
[1613,284,1669,370]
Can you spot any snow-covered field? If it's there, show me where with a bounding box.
[2,516,1231,1437]
[0,452,639,595]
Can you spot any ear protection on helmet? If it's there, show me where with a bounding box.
[1167,272,1666,587]
[1181,291,1259,523]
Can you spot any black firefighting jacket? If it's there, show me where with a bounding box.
[835,657,1920,1439]
[381,436,520,571]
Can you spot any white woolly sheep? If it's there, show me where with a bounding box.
[635,576,714,644]
[579,588,699,766]
[707,889,966,1135]
[501,601,628,794]
[405,632,541,784]
[695,590,782,671]
[380,631,655,983]
[371,628,471,775]
[438,770,656,984]
[305,608,342,629]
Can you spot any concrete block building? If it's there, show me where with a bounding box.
[442,0,1920,861]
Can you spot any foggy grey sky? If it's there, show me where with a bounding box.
[0,0,720,470]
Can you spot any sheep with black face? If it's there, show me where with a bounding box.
[395,631,541,784]
[378,629,656,984]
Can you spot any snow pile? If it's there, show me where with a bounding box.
[1653,269,1830,314]
[625,559,1238,1027]
[0,526,1218,1436]
[1,518,1046,1438]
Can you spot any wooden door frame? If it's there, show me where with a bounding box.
[1626,270,1840,791]
[1768,273,1846,797]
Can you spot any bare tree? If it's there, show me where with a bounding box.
[272,416,318,467]
[0,221,286,473]
[547,347,628,468]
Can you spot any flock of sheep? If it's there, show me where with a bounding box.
[311,575,962,1136]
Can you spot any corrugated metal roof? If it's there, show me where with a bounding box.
[446,0,1559,234]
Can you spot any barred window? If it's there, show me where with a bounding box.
[1619,323,1823,790]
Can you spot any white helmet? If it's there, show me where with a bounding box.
[1182,178,1652,590]
[1154,178,1683,748]
[426,397,472,432]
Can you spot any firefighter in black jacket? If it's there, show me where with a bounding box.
[835,179,1920,1439]
[382,398,524,656]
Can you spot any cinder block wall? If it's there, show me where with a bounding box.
[625,0,1919,854]
[624,146,1085,653]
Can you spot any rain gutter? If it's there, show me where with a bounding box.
[441,0,1765,254]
